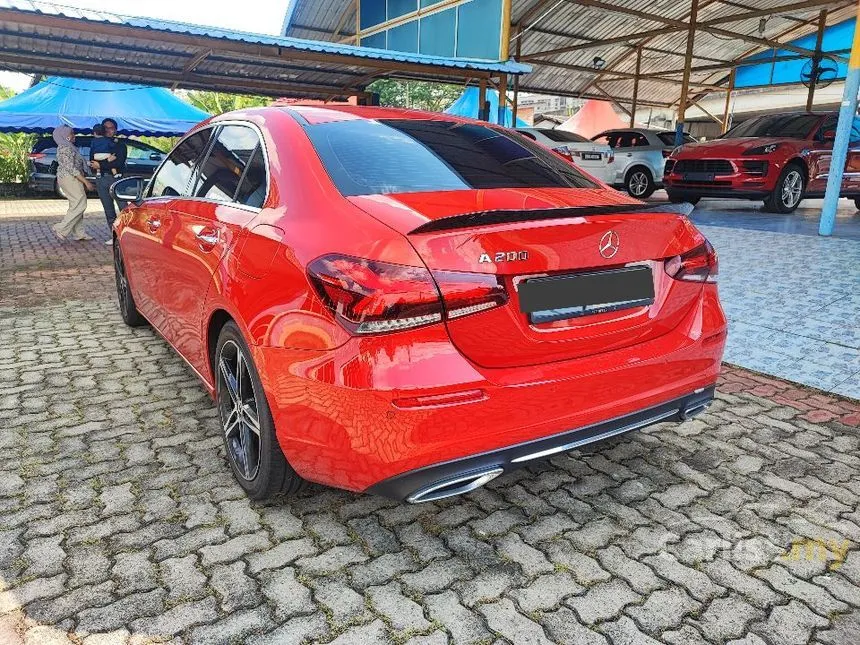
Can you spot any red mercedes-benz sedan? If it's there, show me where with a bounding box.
[664,111,860,213]
[110,106,726,502]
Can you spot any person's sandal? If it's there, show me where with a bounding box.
[51,226,67,241]
[75,235,94,241]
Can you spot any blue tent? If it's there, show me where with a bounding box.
[0,76,210,136]
[444,87,528,127]
[736,19,855,89]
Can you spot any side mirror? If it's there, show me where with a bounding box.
[110,176,147,205]
[822,129,837,143]
[149,152,162,161]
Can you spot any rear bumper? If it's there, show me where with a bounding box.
[369,385,715,502]
[254,286,726,495]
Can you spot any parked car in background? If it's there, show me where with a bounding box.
[592,128,697,198]
[516,127,614,184]
[110,106,725,502]
[663,112,860,212]
[28,135,165,197]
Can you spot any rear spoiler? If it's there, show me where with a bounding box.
[409,202,696,234]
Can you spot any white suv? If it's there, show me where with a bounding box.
[591,129,696,198]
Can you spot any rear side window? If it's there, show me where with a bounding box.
[234,146,268,208]
[193,125,260,202]
[126,142,162,160]
[150,130,212,197]
[305,119,598,196]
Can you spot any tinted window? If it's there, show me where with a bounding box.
[722,114,821,139]
[306,119,598,196]
[150,130,212,197]
[235,146,268,208]
[126,142,162,160]
[193,125,260,202]
[657,132,694,146]
[591,134,614,147]
[535,129,589,143]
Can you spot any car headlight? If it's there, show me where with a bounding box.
[743,143,780,156]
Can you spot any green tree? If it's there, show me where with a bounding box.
[367,79,462,112]
[0,86,36,184]
[183,91,270,116]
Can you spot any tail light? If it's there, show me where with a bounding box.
[28,152,46,159]
[665,240,718,283]
[607,151,614,164]
[307,254,508,334]
[553,148,574,162]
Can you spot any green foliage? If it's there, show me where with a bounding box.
[133,135,177,152]
[183,91,271,116]
[367,79,462,113]
[0,86,35,184]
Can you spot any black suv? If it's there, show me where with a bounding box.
[28,135,166,196]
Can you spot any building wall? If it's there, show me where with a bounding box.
[358,0,503,60]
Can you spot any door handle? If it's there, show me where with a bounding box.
[193,226,219,251]
[146,216,161,232]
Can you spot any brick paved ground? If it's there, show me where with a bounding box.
[1,208,859,644]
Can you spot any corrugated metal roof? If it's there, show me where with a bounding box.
[0,0,529,101]
[283,0,857,107]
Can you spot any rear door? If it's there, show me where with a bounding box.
[159,124,268,375]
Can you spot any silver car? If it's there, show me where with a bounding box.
[517,128,615,184]
[591,129,696,198]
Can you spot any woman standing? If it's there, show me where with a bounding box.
[51,125,94,241]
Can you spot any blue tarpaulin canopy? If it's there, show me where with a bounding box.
[0,76,210,136]
[736,19,855,89]
[444,87,528,127]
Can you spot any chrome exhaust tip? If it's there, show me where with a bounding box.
[406,467,504,504]
[680,401,710,420]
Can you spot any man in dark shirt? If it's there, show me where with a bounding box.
[90,117,128,242]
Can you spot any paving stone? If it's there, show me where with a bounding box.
[198,531,271,566]
[816,610,860,645]
[597,545,664,594]
[457,565,524,607]
[497,533,554,577]
[21,535,65,578]
[209,561,261,612]
[700,558,782,609]
[219,499,261,536]
[311,577,370,625]
[754,564,848,615]
[400,557,473,594]
[478,598,553,645]
[26,581,115,625]
[540,606,608,645]
[128,597,218,638]
[598,616,663,645]
[425,590,492,644]
[643,552,725,602]
[509,572,583,612]
[112,550,157,594]
[0,575,66,613]
[626,587,700,634]
[348,551,416,589]
[751,600,828,645]
[247,613,328,645]
[75,589,165,633]
[325,619,387,645]
[245,538,317,574]
[692,594,765,642]
[545,541,611,586]
[294,544,368,575]
[566,579,641,625]
[260,567,313,620]
[22,626,74,645]
[348,515,399,555]
[471,509,529,537]
[188,606,274,645]
[367,581,431,632]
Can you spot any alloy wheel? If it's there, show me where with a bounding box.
[629,171,649,197]
[217,340,262,481]
[781,170,803,209]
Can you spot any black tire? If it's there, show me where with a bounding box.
[853,198,860,211]
[667,191,700,206]
[215,321,305,500]
[625,166,656,198]
[763,163,805,213]
[113,240,147,328]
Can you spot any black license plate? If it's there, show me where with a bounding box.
[519,266,655,324]
[683,172,715,181]
[581,152,602,161]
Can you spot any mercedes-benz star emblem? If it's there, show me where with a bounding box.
[598,230,620,259]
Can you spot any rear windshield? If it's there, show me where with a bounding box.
[530,129,589,143]
[657,132,696,146]
[305,118,599,196]
[722,114,821,139]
